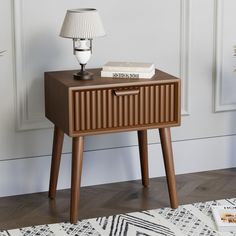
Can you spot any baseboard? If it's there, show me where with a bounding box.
[0,134,236,197]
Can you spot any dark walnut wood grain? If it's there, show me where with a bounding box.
[137,130,149,187]
[70,136,84,223]
[45,69,181,137]
[159,127,178,208]
[45,68,181,223]
[48,126,64,199]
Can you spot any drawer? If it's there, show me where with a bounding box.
[71,82,180,134]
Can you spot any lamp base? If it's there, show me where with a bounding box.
[73,70,93,80]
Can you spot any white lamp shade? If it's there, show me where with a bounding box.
[60,8,106,39]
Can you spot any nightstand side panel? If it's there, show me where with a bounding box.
[45,73,70,135]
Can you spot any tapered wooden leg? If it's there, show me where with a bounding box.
[70,136,84,224]
[159,127,178,208]
[137,130,149,187]
[48,126,64,199]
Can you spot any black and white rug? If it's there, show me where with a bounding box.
[1,198,236,236]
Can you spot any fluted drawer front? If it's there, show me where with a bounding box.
[72,83,179,133]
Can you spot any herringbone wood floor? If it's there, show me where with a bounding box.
[1,168,236,230]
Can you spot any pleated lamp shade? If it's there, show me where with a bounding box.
[60,8,105,39]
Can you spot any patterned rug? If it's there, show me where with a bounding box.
[1,198,236,236]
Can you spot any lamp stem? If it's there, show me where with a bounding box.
[90,39,93,54]
[73,38,76,55]
[80,64,85,72]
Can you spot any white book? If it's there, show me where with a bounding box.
[101,70,155,79]
[212,205,236,232]
[102,61,155,73]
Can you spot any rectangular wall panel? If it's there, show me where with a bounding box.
[215,0,236,112]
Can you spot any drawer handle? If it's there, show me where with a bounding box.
[114,89,140,96]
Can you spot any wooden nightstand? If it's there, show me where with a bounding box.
[44,68,181,223]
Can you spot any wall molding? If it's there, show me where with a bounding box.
[180,0,190,116]
[214,0,236,112]
[13,0,191,131]
[13,0,52,130]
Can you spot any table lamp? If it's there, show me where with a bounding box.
[60,8,105,80]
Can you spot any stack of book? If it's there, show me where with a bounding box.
[101,62,155,79]
[212,205,236,232]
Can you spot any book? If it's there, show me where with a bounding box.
[101,69,155,79]
[212,205,236,232]
[102,61,154,73]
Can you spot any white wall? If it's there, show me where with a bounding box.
[0,0,236,197]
